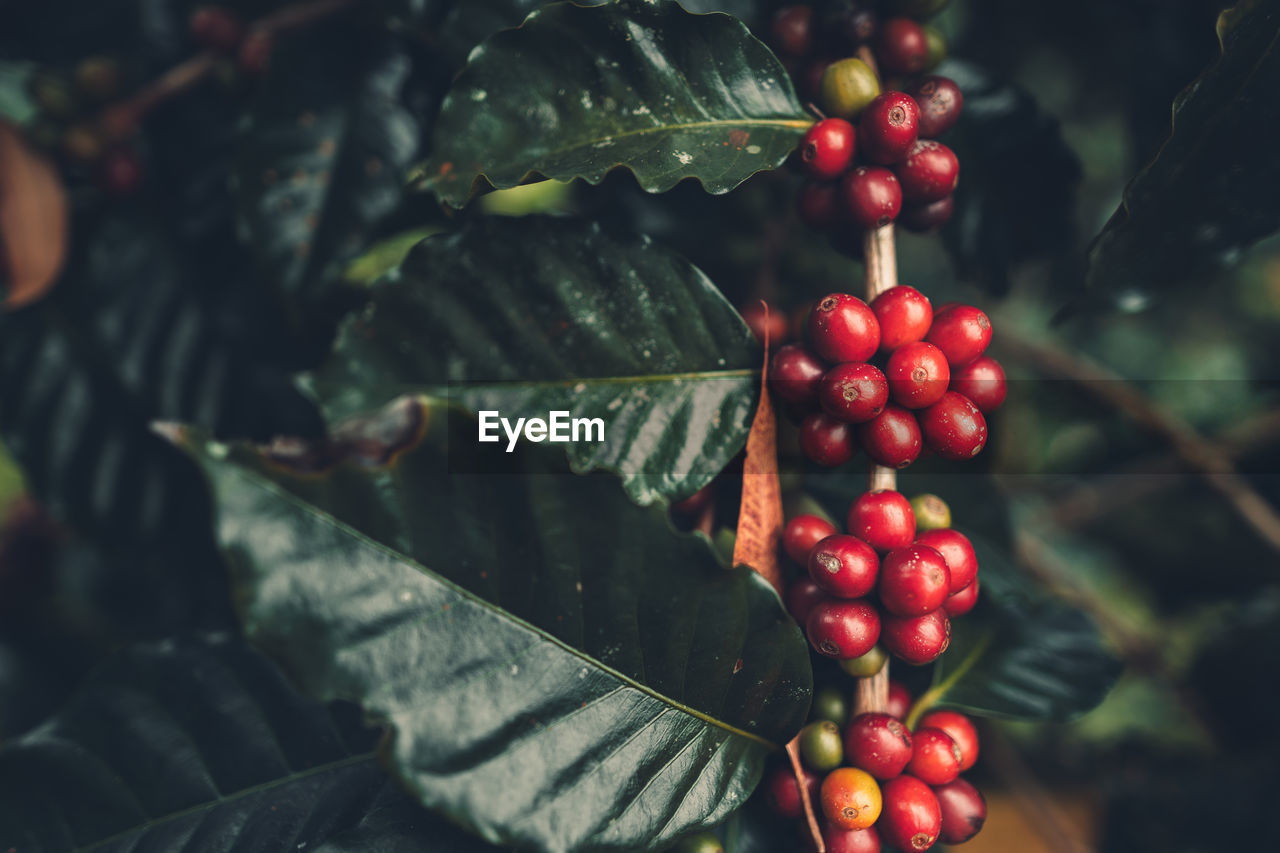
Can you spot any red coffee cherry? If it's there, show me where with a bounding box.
[787,577,828,625]
[907,727,963,785]
[821,767,883,831]
[800,412,858,467]
[841,166,903,229]
[881,609,951,665]
[767,762,821,818]
[189,5,245,52]
[914,529,978,594]
[740,301,789,346]
[919,391,987,460]
[238,31,274,76]
[876,18,929,75]
[821,362,889,423]
[905,75,964,139]
[807,598,881,659]
[823,823,882,853]
[802,118,858,180]
[847,490,916,552]
[771,5,815,56]
[808,293,881,363]
[770,344,827,406]
[784,514,838,565]
[671,483,714,519]
[918,710,979,772]
[845,712,913,780]
[887,680,913,719]
[870,285,933,352]
[857,404,922,468]
[899,196,954,233]
[895,140,959,203]
[798,180,840,230]
[859,92,920,164]
[944,577,979,616]
[934,778,987,844]
[878,544,951,616]
[950,355,1007,413]
[925,304,992,367]
[886,341,950,409]
[809,534,880,598]
[879,775,942,852]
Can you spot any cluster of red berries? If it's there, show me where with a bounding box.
[782,491,978,667]
[771,2,964,237]
[764,679,986,851]
[768,288,1005,468]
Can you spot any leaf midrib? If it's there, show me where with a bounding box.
[218,454,777,750]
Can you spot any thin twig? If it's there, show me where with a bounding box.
[786,738,825,851]
[998,328,1280,555]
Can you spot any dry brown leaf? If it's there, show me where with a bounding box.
[732,302,784,595]
[0,122,69,310]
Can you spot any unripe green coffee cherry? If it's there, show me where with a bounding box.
[812,685,850,725]
[910,494,951,530]
[75,56,122,101]
[671,831,724,853]
[923,25,947,70]
[839,644,888,678]
[820,58,880,121]
[799,720,844,771]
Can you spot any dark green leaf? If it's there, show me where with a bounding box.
[237,18,420,298]
[306,216,759,505]
[1085,0,1280,306]
[417,0,810,206]
[183,397,811,853]
[0,635,484,852]
[935,59,1082,296]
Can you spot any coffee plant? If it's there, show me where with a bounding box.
[2,0,1278,851]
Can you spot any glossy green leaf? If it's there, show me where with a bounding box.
[416,0,810,206]
[306,215,760,505]
[0,635,486,852]
[184,397,811,853]
[1085,0,1280,305]
[237,17,419,298]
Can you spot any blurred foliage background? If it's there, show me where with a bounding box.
[3,1,1279,851]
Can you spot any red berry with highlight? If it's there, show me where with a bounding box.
[784,514,838,565]
[771,5,814,56]
[821,362,889,423]
[845,712,913,780]
[808,293,881,363]
[824,823,882,853]
[859,92,920,164]
[767,763,821,818]
[871,286,933,352]
[798,180,840,229]
[879,775,942,852]
[841,166,902,230]
[944,578,979,616]
[809,534,880,599]
[920,392,987,460]
[907,727,963,785]
[900,196,954,233]
[847,490,916,552]
[914,529,978,594]
[770,344,827,406]
[887,341,950,409]
[802,118,857,180]
[905,75,964,139]
[882,609,951,665]
[919,710,979,772]
[807,598,881,659]
[951,355,1007,413]
[895,140,959,203]
[857,404,922,469]
[878,544,951,616]
[935,778,987,844]
[801,412,858,467]
[876,18,929,75]
[740,302,789,347]
[787,577,828,625]
[926,304,992,367]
